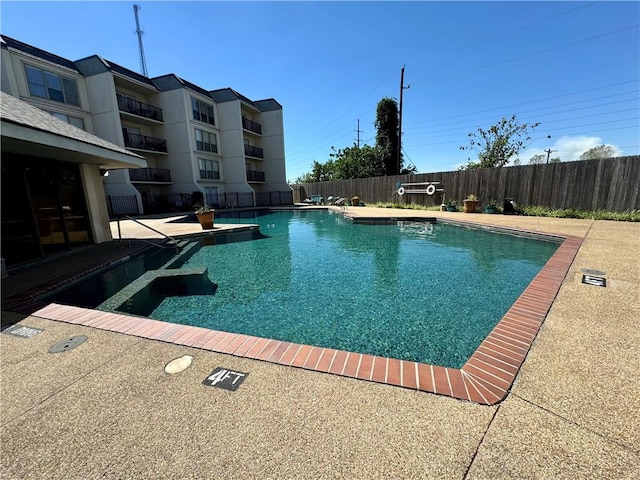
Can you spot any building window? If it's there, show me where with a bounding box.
[49,112,85,130]
[199,158,220,180]
[195,128,217,153]
[191,97,215,125]
[24,65,80,106]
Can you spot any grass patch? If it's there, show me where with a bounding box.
[521,206,640,222]
[369,202,639,222]
[371,202,441,211]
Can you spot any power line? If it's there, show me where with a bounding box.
[405,91,639,133]
[436,1,601,57]
[407,122,639,148]
[406,104,639,141]
[287,70,396,155]
[434,24,639,81]
[407,79,639,127]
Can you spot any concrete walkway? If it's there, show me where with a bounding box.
[1,207,638,479]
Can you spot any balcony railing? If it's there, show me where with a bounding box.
[129,168,172,182]
[123,132,168,153]
[244,144,264,159]
[242,117,262,135]
[246,169,265,182]
[117,94,164,122]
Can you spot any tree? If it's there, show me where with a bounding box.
[549,157,561,163]
[331,144,383,179]
[293,160,335,183]
[528,154,546,165]
[375,97,401,175]
[579,144,617,160]
[460,115,540,169]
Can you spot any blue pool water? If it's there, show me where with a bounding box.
[143,210,558,368]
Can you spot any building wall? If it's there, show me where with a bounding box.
[2,36,292,218]
[2,46,93,133]
[79,163,112,243]
[217,100,254,193]
[260,108,289,191]
[154,88,200,194]
[84,72,121,143]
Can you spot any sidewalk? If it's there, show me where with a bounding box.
[1,209,638,479]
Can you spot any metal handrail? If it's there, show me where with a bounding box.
[117,215,180,252]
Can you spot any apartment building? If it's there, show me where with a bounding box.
[2,35,291,213]
[0,34,291,267]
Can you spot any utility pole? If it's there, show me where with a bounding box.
[544,148,557,164]
[398,65,410,174]
[354,119,363,147]
[133,4,148,77]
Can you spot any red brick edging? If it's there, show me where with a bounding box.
[30,230,583,405]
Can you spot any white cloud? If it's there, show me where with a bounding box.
[519,135,622,163]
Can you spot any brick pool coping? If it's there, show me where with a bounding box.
[29,223,583,406]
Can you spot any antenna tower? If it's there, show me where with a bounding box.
[133,4,148,76]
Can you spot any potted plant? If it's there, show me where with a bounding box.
[463,194,479,213]
[446,199,458,212]
[484,199,499,214]
[194,203,215,230]
[351,195,360,206]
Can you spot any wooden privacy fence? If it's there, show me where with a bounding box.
[293,156,639,212]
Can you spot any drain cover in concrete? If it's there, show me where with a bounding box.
[48,335,88,353]
[203,367,248,391]
[165,355,193,374]
[2,325,43,338]
[582,275,607,287]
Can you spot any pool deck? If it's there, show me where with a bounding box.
[2,207,639,479]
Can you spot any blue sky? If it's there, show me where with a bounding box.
[1,1,638,181]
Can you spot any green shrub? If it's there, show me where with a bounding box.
[369,202,639,221]
[521,206,639,222]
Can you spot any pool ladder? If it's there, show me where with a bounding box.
[116,215,180,253]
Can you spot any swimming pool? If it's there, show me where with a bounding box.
[88,210,560,369]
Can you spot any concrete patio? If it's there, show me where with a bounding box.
[1,207,638,479]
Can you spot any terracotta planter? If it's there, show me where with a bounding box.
[463,200,479,213]
[196,211,215,230]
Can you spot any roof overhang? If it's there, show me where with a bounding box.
[0,91,146,169]
[1,120,147,168]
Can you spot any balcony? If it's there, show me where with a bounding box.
[129,168,172,183]
[117,94,164,122]
[242,117,262,135]
[123,132,168,153]
[244,144,264,159]
[246,169,265,182]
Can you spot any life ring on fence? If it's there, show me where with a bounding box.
[397,187,405,196]
[426,184,436,196]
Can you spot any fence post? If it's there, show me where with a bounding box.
[117,217,123,249]
[107,195,114,217]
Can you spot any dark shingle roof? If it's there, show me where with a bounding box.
[210,88,258,109]
[1,35,81,73]
[104,59,157,88]
[0,91,143,160]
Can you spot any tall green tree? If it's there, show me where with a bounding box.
[579,144,617,160]
[331,144,383,179]
[375,97,401,175]
[460,115,540,169]
[529,154,546,165]
[293,159,335,183]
